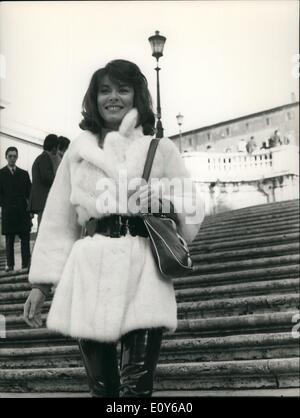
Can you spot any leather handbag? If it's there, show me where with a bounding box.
[140,138,193,279]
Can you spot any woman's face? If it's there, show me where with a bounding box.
[97,75,134,130]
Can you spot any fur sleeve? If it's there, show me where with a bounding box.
[28,151,81,285]
[158,138,205,243]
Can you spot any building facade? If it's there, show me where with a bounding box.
[170,102,299,154]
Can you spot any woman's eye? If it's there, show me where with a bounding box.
[119,87,130,93]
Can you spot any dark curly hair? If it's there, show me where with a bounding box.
[79,60,155,136]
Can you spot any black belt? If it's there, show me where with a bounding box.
[84,215,149,238]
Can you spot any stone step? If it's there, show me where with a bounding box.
[160,332,300,363]
[191,243,299,263]
[4,314,52,330]
[1,235,299,288]
[0,358,299,392]
[1,388,299,397]
[199,216,299,236]
[0,328,74,349]
[208,200,299,221]
[174,264,299,289]
[155,358,300,390]
[195,226,299,245]
[0,201,298,394]
[174,311,299,338]
[0,282,32,293]
[175,278,300,302]
[203,200,299,222]
[1,264,298,306]
[0,269,29,279]
[0,332,298,369]
[0,301,51,315]
[2,311,297,343]
[202,207,299,228]
[176,294,299,319]
[0,367,88,392]
[1,278,297,316]
[189,232,299,253]
[0,277,29,286]
[203,207,299,228]
[4,293,299,330]
[0,255,297,300]
[153,388,300,397]
[0,291,31,304]
[191,254,299,275]
[194,223,298,242]
[1,265,297,307]
[0,350,83,370]
[2,393,86,398]
[0,273,28,284]
[2,279,299,321]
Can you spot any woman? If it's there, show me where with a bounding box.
[23,59,204,397]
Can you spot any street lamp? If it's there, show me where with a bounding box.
[176,112,184,153]
[148,30,166,139]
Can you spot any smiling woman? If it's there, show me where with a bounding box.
[97,76,134,130]
[24,58,204,398]
[79,59,155,143]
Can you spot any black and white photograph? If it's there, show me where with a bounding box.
[0,0,299,401]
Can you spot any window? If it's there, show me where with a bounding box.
[226,127,230,136]
[266,117,270,125]
[287,112,293,120]
[245,122,249,130]
[189,138,193,146]
[207,132,211,141]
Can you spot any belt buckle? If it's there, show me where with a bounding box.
[110,215,125,238]
[109,215,130,238]
[120,216,129,236]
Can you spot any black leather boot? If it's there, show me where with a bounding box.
[119,328,163,398]
[78,339,120,397]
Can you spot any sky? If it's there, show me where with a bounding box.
[0,0,299,141]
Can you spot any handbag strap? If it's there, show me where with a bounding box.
[141,137,177,219]
[141,138,160,182]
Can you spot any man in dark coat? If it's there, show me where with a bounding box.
[28,134,58,227]
[0,147,32,272]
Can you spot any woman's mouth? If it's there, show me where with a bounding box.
[105,105,123,112]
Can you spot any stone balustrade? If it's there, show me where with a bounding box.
[182,145,299,182]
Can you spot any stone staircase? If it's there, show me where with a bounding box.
[0,199,299,394]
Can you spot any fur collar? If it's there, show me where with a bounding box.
[68,108,150,181]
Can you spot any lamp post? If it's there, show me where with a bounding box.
[176,112,184,153]
[148,30,166,139]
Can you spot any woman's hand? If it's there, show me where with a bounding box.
[128,183,162,214]
[23,288,46,328]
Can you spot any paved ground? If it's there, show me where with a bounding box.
[0,388,299,398]
[0,239,36,271]
[1,232,299,400]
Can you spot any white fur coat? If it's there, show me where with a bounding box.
[29,109,204,342]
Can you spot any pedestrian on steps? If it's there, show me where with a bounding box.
[23,59,204,397]
[28,134,59,229]
[0,147,32,273]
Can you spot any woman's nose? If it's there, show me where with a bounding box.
[108,89,119,100]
